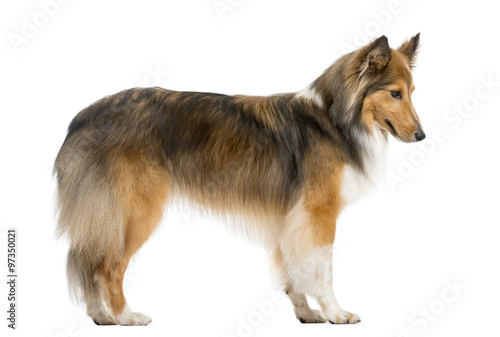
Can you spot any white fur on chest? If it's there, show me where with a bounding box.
[341,127,388,205]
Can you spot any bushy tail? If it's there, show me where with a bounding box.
[65,249,102,304]
[54,142,125,304]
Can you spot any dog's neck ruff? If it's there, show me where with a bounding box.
[341,124,388,205]
[295,83,388,204]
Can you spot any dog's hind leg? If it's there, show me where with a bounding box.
[98,155,170,326]
[98,254,150,326]
[86,281,115,325]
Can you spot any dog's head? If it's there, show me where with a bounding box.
[355,34,424,143]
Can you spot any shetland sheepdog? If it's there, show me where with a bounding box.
[54,34,424,326]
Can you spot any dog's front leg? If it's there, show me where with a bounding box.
[281,192,360,324]
[311,245,360,324]
[286,245,360,324]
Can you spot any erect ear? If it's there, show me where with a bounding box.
[397,33,420,68]
[359,36,392,77]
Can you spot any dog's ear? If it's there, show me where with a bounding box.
[359,36,392,77]
[397,33,420,68]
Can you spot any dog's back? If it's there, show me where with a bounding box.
[53,86,338,324]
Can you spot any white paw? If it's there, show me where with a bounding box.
[296,308,327,323]
[131,312,152,326]
[115,305,152,326]
[116,312,152,326]
[326,309,360,324]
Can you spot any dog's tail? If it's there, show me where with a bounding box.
[54,139,125,304]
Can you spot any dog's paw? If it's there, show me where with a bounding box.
[91,313,117,325]
[326,309,360,324]
[115,307,152,326]
[295,308,327,323]
[128,312,152,326]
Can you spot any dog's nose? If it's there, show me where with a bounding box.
[414,130,426,142]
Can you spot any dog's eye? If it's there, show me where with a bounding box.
[391,90,402,99]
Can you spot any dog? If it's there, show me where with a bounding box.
[54,34,423,326]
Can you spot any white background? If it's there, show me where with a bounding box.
[1,0,500,336]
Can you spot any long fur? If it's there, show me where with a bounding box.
[54,34,423,326]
